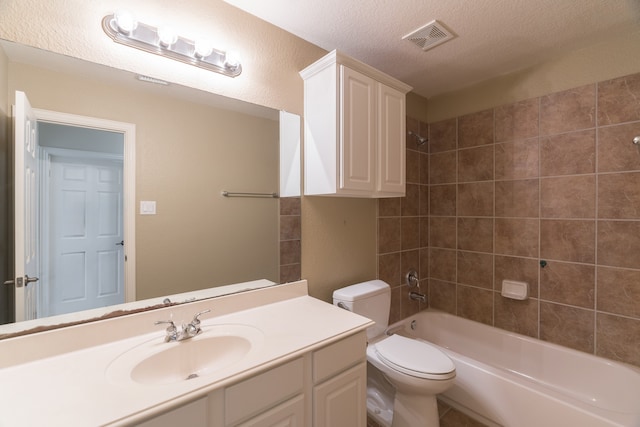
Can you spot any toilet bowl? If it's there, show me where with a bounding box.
[333,280,456,427]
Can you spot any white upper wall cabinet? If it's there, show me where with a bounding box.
[300,50,412,198]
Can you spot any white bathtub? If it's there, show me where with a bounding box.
[388,310,640,427]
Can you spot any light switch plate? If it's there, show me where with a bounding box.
[140,201,157,215]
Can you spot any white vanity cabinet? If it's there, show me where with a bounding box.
[312,333,367,427]
[300,50,412,198]
[141,331,367,427]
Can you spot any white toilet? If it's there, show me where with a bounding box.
[333,280,456,427]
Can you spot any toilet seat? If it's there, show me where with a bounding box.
[373,335,455,380]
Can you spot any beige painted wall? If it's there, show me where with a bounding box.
[8,61,280,299]
[428,29,640,122]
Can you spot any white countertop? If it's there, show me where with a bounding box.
[0,281,372,426]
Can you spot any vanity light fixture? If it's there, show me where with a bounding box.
[102,11,242,77]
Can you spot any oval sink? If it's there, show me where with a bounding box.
[106,324,264,386]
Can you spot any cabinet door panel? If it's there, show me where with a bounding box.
[378,83,406,195]
[340,66,375,192]
[236,395,305,427]
[313,363,366,427]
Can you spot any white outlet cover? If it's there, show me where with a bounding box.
[140,201,157,215]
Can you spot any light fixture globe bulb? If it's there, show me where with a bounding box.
[224,50,241,70]
[194,40,213,58]
[113,10,137,34]
[157,26,178,47]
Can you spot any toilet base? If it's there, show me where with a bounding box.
[392,392,440,427]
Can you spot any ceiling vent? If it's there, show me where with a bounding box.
[403,20,455,51]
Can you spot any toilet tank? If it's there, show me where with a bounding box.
[333,280,390,340]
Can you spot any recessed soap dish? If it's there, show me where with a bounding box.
[501,280,529,300]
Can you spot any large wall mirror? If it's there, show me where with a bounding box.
[0,40,301,338]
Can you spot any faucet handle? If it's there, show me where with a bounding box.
[154,320,178,341]
[190,309,211,327]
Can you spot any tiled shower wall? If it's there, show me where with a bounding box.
[280,197,301,283]
[378,71,640,367]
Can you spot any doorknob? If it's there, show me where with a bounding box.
[25,275,39,286]
[116,240,124,246]
[3,280,14,286]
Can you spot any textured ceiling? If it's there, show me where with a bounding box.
[224,0,640,98]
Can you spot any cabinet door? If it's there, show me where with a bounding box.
[340,66,376,193]
[313,362,366,427]
[377,83,406,195]
[137,398,208,427]
[236,395,305,427]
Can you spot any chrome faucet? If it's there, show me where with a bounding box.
[155,309,211,342]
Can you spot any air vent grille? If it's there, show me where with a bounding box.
[403,20,455,51]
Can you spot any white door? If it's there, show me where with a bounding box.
[12,91,40,322]
[49,156,124,315]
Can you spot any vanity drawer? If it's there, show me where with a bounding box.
[225,358,304,425]
[312,331,366,383]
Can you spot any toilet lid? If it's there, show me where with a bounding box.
[374,335,455,380]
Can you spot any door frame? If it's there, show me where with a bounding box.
[34,109,136,303]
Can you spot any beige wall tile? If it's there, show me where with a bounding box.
[401,217,420,250]
[540,84,596,136]
[458,182,494,217]
[457,285,493,325]
[419,248,429,280]
[401,183,419,216]
[597,122,640,173]
[430,216,457,249]
[458,109,494,148]
[540,261,595,308]
[597,220,640,269]
[598,172,640,219]
[407,149,420,184]
[420,217,429,248]
[495,179,539,218]
[458,218,494,253]
[596,313,640,366]
[428,279,456,314]
[540,175,596,218]
[597,267,640,318]
[429,248,457,282]
[280,264,301,284]
[457,251,493,289]
[540,302,594,353]
[495,138,539,180]
[430,151,457,184]
[429,118,457,153]
[495,98,539,143]
[494,255,539,296]
[430,184,457,216]
[458,145,494,182]
[280,215,301,240]
[540,129,596,176]
[420,153,430,184]
[540,219,595,263]
[379,253,401,287]
[597,72,640,125]
[378,217,401,253]
[378,197,401,217]
[280,197,301,215]
[280,240,301,265]
[495,218,539,257]
[494,296,539,338]
[419,184,429,216]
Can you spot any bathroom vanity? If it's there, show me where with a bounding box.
[0,280,372,426]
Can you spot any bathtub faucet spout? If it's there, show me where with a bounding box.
[409,291,426,304]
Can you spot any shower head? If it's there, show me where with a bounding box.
[408,130,428,146]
